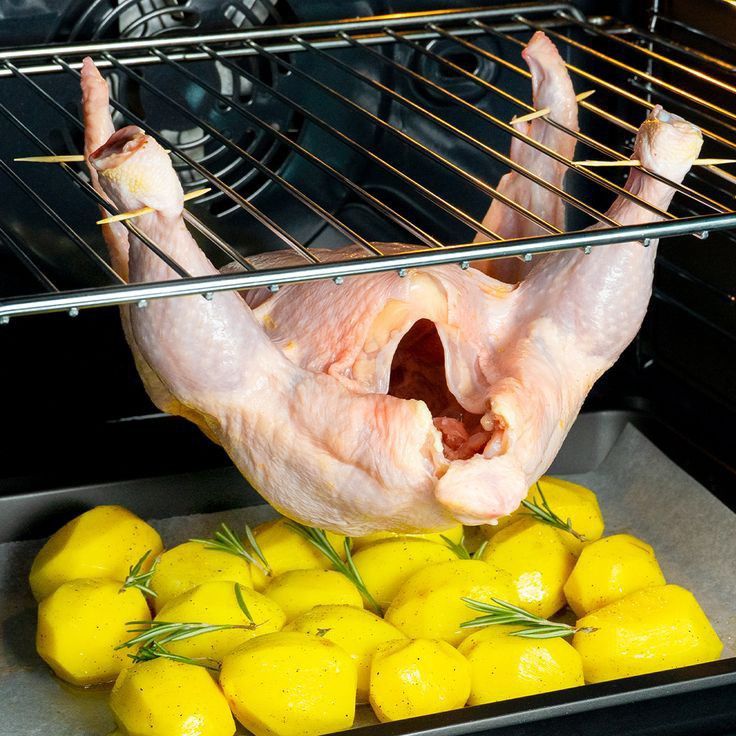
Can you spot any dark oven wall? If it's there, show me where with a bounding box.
[0,0,732,495]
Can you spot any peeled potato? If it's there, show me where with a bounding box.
[350,524,464,552]
[111,658,235,736]
[479,518,576,618]
[573,584,722,683]
[150,541,252,612]
[369,638,471,722]
[459,625,584,704]
[36,578,150,686]
[155,580,285,662]
[564,534,666,617]
[264,569,362,622]
[220,631,356,736]
[384,559,518,646]
[249,519,346,591]
[29,505,162,601]
[286,604,406,703]
[483,477,604,555]
[351,538,456,610]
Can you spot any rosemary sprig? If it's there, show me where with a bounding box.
[121,550,158,597]
[521,484,586,542]
[130,640,221,671]
[442,535,489,560]
[116,618,257,653]
[460,597,597,638]
[118,584,259,668]
[286,522,383,616]
[190,522,271,576]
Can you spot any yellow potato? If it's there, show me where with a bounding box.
[249,519,346,591]
[459,625,584,704]
[265,569,362,622]
[220,631,356,736]
[369,638,471,722]
[483,477,604,555]
[351,538,456,610]
[36,578,150,686]
[110,658,235,736]
[29,505,162,601]
[350,524,464,551]
[564,534,666,617]
[573,584,723,683]
[156,581,285,662]
[150,541,252,612]
[384,559,518,646]
[286,604,406,702]
[479,518,576,618]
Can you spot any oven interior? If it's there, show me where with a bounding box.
[0,0,735,732]
[0,0,733,506]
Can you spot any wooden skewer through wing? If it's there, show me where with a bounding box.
[511,89,596,125]
[575,158,736,167]
[96,188,212,225]
[14,154,86,163]
[15,149,171,164]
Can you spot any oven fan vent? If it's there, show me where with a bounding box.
[60,0,298,216]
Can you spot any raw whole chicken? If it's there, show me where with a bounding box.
[81,32,702,535]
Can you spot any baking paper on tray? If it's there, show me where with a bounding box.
[0,423,734,735]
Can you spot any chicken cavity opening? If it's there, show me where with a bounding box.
[388,319,493,461]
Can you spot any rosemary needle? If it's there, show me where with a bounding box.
[286,522,383,616]
[121,550,158,597]
[521,483,587,542]
[442,535,471,559]
[191,522,272,577]
[460,597,597,639]
[233,581,255,624]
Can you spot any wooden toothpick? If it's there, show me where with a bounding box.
[575,158,736,168]
[96,188,211,225]
[16,149,171,165]
[511,89,596,125]
[14,154,86,163]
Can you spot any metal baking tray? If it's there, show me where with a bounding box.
[1,410,735,736]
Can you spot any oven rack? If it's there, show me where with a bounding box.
[1,3,735,321]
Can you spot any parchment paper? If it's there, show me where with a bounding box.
[1,424,734,735]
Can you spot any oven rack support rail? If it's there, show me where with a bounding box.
[0,2,735,321]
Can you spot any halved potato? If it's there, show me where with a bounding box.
[479,518,576,618]
[369,638,471,722]
[573,584,723,683]
[29,505,162,601]
[351,538,456,610]
[36,578,150,686]
[384,559,518,646]
[459,625,584,704]
[111,658,235,736]
[220,631,356,736]
[563,534,666,617]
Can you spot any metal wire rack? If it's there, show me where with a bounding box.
[1,2,735,321]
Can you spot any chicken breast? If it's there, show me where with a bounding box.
[81,36,702,534]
